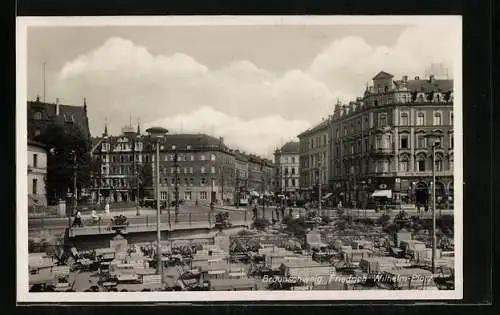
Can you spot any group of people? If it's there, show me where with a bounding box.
[71,202,111,227]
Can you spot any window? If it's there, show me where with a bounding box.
[435,159,443,172]
[186,145,192,150]
[33,154,38,168]
[364,139,369,152]
[375,136,381,149]
[382,160,389,172]
[336,128,339,138]
[416,135,426,148]
[382,135,391,149]
[201,178,206,186]
[291,168,295,175]
[378,113,387,127]
[351,144,354,154]
[160,192,168,200]
[416,112,425,126]
[211,154,216,161]
[189,167,193,174]
[344,128,347,136]
[450,135,454,148]
[211,166,216,174]
[417,160,426,172]
[190,155,195,161]
[200,191,208,200]
[450,112,454,126]
[35,129,41,136]
[399,161,409,172]
[433,112,442,125]
[183,167,187,174]
[32,179,37,195]
[291,157,295,164]
[33,112,42,120]
[400,112,409,126]
[291,179,296,186]
[171,178,175,186]
[449,157,454,171]
[201,155,206,161]
[184,191,192,200]
[400,136,409,149]
[201,167,205,173]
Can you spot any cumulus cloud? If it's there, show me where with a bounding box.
[52,24,458,156]
[147,106,311,157]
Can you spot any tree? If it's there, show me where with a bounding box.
[34,124,92,205]
[137,163,153,199]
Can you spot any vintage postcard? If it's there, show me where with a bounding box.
[17,15,462,302]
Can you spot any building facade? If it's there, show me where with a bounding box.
[28,141,48,209]
[273,142,300,197]
[28,97,91,141]
[298,121,330,201]
[91,127,273,206]
[328,71,454,208]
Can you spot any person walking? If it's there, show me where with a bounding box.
[104,201,110,215]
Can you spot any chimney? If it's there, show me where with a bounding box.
[55,98,60,116]
[36,95,40,102]
[402,75,408,82]
[429,74,435,83]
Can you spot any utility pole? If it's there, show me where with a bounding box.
[317,162,322,216]
[432,142,437,275]
[236,171,240,208]
[261,162,265,219]
[221,165,224,206]
[72,150,77,214]
[174,149,179,223]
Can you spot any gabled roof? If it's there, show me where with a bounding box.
[372,71,394,80]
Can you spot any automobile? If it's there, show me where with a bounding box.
[141,198,167,209]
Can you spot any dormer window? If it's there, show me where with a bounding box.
[186,145,191,150]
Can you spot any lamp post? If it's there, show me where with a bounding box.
[425,133,440,275]
[146,127,168,283]
[317,162,322,217]
[71,150,78,215]
[172,145,179,223]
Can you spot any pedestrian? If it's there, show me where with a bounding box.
[252,206,257,220]
[104,201,110,215]
[74,210,82,227]
[195,199,198,206]
[281,206,285,218]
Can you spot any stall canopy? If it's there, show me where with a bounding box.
[371,190,392,198]
[249,191,260,197]
[322,193,333,200]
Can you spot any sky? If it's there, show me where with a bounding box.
[26,20,460,158]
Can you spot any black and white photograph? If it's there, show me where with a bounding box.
[16,16,462,302]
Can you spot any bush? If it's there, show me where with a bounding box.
[320,215,332,224]
[252,218,270,231]
[438,215,454,233]
[382,223,401,234]
[354,217,374,226]
[376,214,391,225]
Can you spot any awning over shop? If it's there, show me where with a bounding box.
[249,191,260,197]
[322,193,333,200]
[371,190,392,198]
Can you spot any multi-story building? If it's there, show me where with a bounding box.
[328,71,454,208]
[233,150,273,198]
[27,97,91,141]
[298,120,330,201]
[91,126,238,206]
[28,140,48,210]
[273,142,300,198]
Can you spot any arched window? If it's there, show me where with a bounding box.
[211,154,216,161]
[433,112,442,126]
[416,112,425,126]
[200,166,205,173]
[33,112,42,120]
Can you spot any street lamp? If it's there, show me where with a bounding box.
[317,162,322,217]
[172,145,179,223]
[145,126,168,282]
[425,133,440,275]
